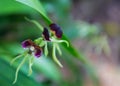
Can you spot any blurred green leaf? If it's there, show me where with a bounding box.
[16,0,52,24]
[0,0,37,15]
[34,56,61,81]
[61,35,99,86]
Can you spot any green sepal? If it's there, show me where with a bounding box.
[44,41,48,56]
[13,54,29,84]
[55,44,62,55]
[25,17,43,31]
[10,50,28,65]
[51,37,69,47]
[28,56,34,76]
[52,43,63,68]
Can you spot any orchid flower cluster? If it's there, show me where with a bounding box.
[11,23,69,84]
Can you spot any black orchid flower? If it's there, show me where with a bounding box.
[11,21,69,84]
[22,39,42,58]
[11,39,43,84]
[42,28,50,41]
[49,23,63,38]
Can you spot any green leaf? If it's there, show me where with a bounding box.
[16,0,52,24]
[0,0,37,15]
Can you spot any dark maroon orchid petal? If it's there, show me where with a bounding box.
[49,23,63,38]
[34,47,42,58]
[42,28,50,41]
[49,23,59,31]
[55,29,63,38]
[22,39,32,48]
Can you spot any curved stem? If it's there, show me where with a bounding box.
[52,44,63,68]
[13,54,28,84]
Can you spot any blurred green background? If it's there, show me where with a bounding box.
[0,0,120,86]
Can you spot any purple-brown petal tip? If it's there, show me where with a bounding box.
[22,39,32,48]
[34,47,42,58]
[56,29,63,38]
[49,23,63,38]
[42,28,50,41]
[49,23,59,31]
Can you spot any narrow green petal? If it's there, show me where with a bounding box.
[51,37,69,47]
[57,40,69,47]
[10,54,23,65]
[52,44,63,68]
[13,54,28,84]
[28,56,34,76]
[56,44,62,55]
[44,42,48,56]
[10,51,28,65]
[25,17,43,31]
